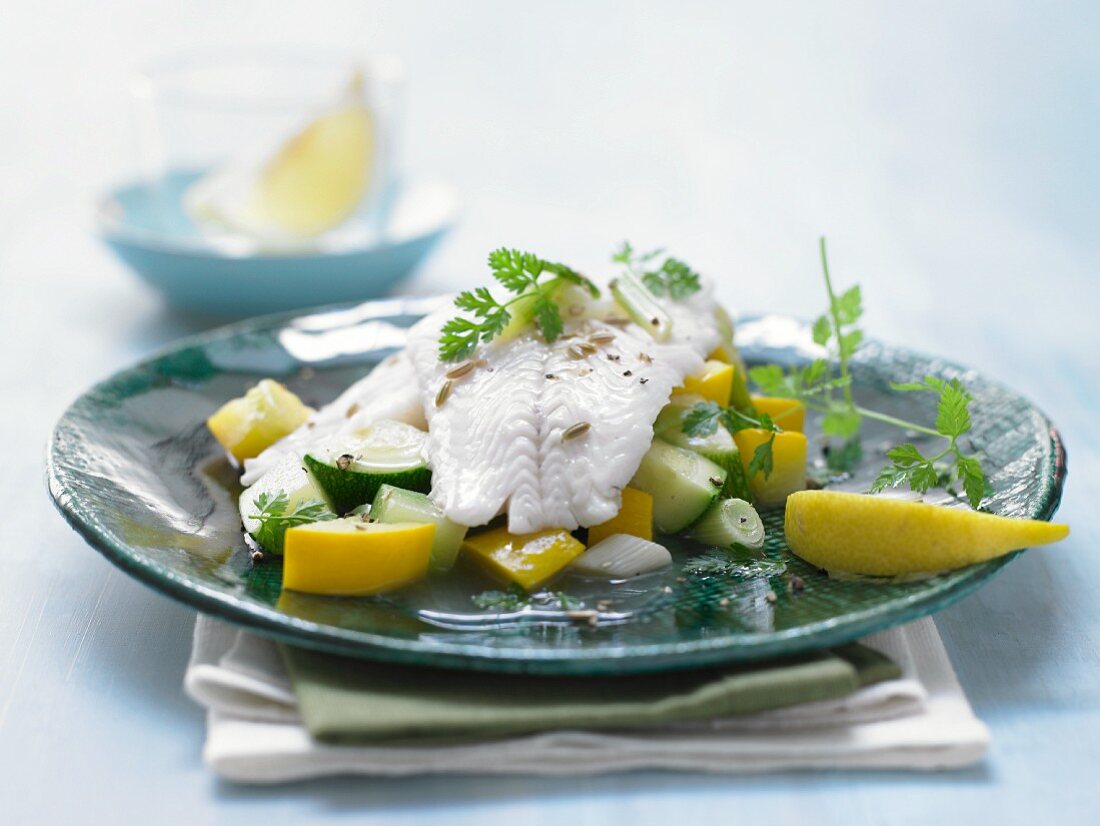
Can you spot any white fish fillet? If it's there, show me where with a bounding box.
[239,350,426,485]
[406,286,722,532]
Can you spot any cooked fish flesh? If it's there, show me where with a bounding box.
[405,285,721,532]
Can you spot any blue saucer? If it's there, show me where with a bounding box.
[96,169,456,317]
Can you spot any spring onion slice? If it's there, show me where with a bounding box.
[688,498,765,549]
[610,269,673,341]
[570,534,672,578]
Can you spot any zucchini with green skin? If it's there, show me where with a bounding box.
[369,484,469,573]
[304,420,431,515]
[629,440,727,533]
[654,398,753,502]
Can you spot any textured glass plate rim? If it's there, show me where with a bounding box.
[46,301,1068,675]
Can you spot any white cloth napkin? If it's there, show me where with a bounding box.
[185,616,988,783]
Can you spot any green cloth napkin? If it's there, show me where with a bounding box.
[279,643,900,744]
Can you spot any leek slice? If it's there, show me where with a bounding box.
[610,269,672,341]
[570,534,672,578]
[687,498,765,549]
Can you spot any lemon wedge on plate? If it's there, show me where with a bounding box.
[784,490,1068,576]
[184,70,376,242]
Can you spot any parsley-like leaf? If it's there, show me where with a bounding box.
[488,248,541,292]
[533,295,563,343]
[956,454,991,509]
[438,248,599,360]
[821,402,861,439]
[748,364,788,397]
[682,401,723,437]
[834,285,863,326]
[747,432,776,480]
[616,242,702,299]
[249,489,334,555]
[935,378,972,439]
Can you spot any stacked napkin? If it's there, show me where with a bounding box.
[186,617,988,783]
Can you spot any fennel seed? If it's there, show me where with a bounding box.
[562,422,591,441]
[336,453,354,471]
[567,344,588,360]
[436,380,454,407]
[588,331,616,345]
[445,361,476,379]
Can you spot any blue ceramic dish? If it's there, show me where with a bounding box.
[96,169,457,317]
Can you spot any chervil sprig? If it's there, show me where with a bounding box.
[439,248,600,361]
[683,401,781,479]
[745,237,991,507]
[870,376,991,507]
[613,241,702,299]
[249,490,334,553]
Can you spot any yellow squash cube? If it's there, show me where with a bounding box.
[283,519,434,596]
[587,487,654,546]
[675,360,734,406]
[751,396,805,433]
[733,429,808,506]
[462,527,586,591]
[207,379,313,463]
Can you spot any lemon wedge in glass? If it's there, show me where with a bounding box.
[185,70,376,240]
[784,490,1068,576]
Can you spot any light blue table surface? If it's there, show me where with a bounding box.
[2,2,1098,823]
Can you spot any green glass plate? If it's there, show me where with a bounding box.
[46,301,1067,674]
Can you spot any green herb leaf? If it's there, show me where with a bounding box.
[748,364,788,397]
[454,286,503,317]
[545,261,600,297]
[825,435,863,472]
[615,242,701,299]
[532,295,564,343]
[812,314,832,346]
[834,285,863,326]
[439,248,598,360]
[682,401,723,437]
[488,248,541,293]
[935,378,972,438]
[249,489,334,554]
[821,402,861,439]
[956,454,990,509]
[439,316,488,361]
[553,591,585,610]
[747,432,776,480]
[471,585,529,612]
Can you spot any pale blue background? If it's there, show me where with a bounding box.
[1,2,1098,823]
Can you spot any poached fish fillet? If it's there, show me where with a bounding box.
[406,286,722,533]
